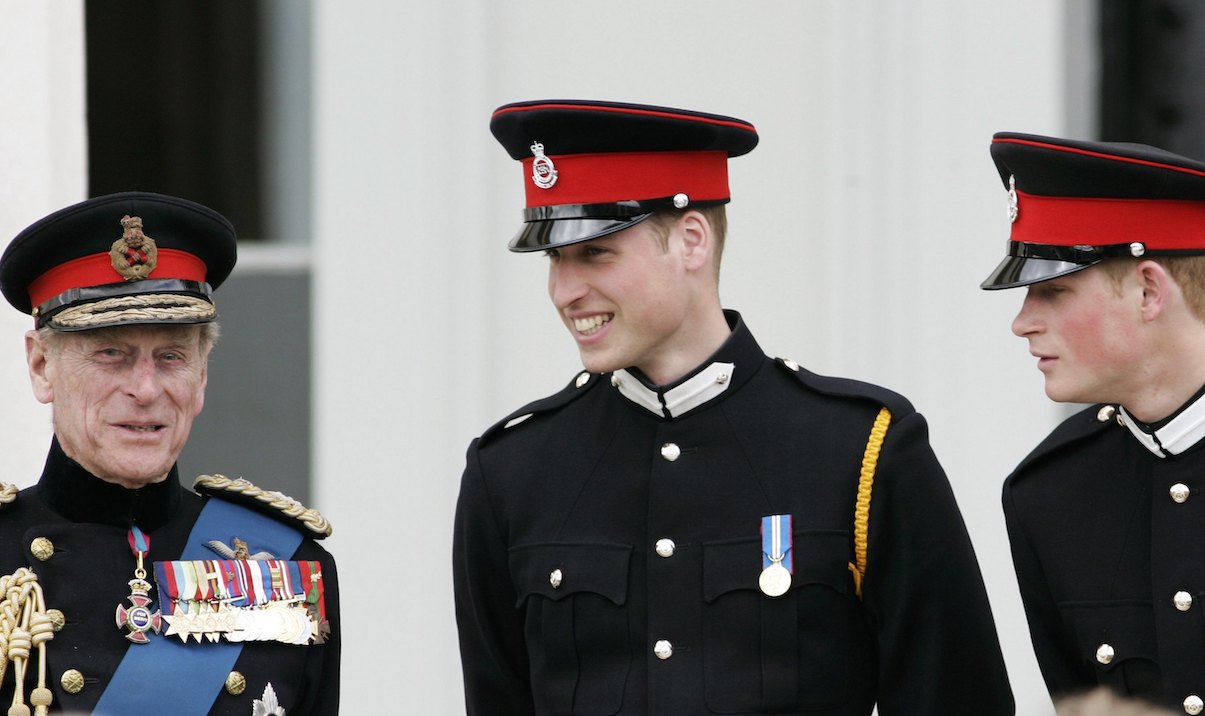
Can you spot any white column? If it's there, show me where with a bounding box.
[0,0,86,485]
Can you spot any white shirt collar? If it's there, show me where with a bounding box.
[1121,391,1205,457]
[611,362,735,418]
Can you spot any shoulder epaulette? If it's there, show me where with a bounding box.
[1012,404,1119,476]
[775,357,916,417]
[0,482,17,508]
[193,474,332,539]
[479,370,603,446]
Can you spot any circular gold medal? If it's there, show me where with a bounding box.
[759,562,792,598]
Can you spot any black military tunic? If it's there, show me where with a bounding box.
[0,439,340,714]
[1004,391,1205,714]
[454,311,1013,715]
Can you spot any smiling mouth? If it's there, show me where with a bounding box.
[119,424,163,432]
[573,314,613,335]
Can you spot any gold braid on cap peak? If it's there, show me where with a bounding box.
[46,294,216,330]
[0,567,56,715]
[193,474,333,538]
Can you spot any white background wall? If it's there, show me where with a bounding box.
[3,1,1090,713]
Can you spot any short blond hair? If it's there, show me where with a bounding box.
[642,205,729,276]
[1099,255,1205,321]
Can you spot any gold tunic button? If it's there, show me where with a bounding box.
[1171,483,1191,504]
[660,443,681,462]
[1095,643,1114,665]
[45,609,65,631]
[1186,694,1204,715]
[1096,405,1116,422]
[653,639,673,660]
[30,537,54,561]
[1175,591,1194,612]
[225,671,247,696]
[60,668,85,694]
[575,372,590,388]
[655,539,676,558]
[549,569,563,589]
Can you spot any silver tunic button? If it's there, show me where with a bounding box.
[1185,694,1203,715]
[653,639,673,660]
[1095,643,1114,665]
[782,358,800,372]
[1096,405,1116,422]
[549,569,563,589]
[655,539,676,558]
[1175,591,1194,612]
[575,372,590,388]
[1171,483,1191,504]
[660,443,681,461]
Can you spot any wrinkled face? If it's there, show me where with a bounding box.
[28,324,210,488]
[1010,267,1144,405]
[546,222,694,381]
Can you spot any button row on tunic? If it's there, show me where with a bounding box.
[1175,591,1194,612]
[1171,483,1191,504]
[660,443,681,461]
[653,640,673,660]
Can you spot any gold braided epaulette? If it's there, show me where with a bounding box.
[0,482,18,506]
[192,474,333,539]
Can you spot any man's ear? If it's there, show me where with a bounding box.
[26,330,54,405]
[1136,260,1175,322]
[678,210,713,272]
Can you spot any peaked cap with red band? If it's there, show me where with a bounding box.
[0,192,237,330]
[981,132,1205,290]
[490,99,758,252]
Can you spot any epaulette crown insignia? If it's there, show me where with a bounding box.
[0,482,17,507]
[193,474,332,538]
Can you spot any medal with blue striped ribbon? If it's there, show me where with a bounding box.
[759,514,793,597]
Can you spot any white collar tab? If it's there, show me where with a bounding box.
[611,362,735,418]
[1121,392,1205,458]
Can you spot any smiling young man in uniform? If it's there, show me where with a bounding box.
[981,133,1205,715]
[453,99,1014,715]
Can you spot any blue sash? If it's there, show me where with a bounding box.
[93,498,304,716]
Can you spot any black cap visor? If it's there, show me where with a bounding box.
[509,215,653,252]
[980,255,1095,290]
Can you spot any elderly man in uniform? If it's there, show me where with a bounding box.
[0,192,339,715]
[981,133,1205,715]
[453,100,1014,715]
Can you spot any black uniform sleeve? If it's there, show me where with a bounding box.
[453,440,536,714]
[302,547,341,715]
[1002,477,1094,696]
[863,411,1015,714]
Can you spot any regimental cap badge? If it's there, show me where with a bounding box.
[530,141,558,190]
[1007,175,1019,224]
[110,215,159,281]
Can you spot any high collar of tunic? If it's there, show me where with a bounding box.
[611,310,764,419]
[1121,383,1205,458]
[35,436,183,530]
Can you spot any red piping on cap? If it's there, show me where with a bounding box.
[994,137,1205,179]
[522,150,729,208]
[28,248,208,308]
[492,103,756,134]
[1012,190,1205,249]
